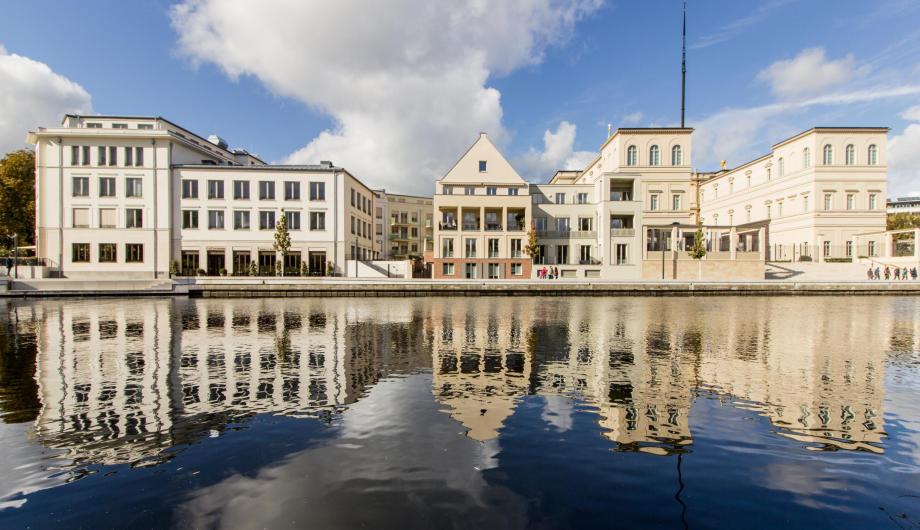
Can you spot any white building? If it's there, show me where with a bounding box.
[888,196,920,215]
[699,127,888,261]
[28,115,379,278]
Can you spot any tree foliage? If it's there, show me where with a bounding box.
[273,214,291,276]
[524,229,539,261]
[687,226,707,260]
[0,150,35,249]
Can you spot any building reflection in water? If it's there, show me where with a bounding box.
[13,295,919,467]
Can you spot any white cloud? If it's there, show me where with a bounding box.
[621,112,643,125]
[170,0,601,195]
[515,120,596,180]
[756,47,866,99]
[889,106,920,197]
[691,0,795,50]
[0,45,92,155]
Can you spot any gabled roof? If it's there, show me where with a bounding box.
[439,133,528,185]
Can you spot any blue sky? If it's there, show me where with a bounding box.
[1,0,919,196]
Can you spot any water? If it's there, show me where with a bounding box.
[0,296,919,529]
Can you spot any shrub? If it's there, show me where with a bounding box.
[219,267,227,276]
[248,261,257,276]
[798,255,812,262]
[196,268,207,276]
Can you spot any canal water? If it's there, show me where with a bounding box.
[0,296,918,529]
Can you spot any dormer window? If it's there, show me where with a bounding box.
[112,123,128,129]
[479,160,487,172]
[86,123,102,129]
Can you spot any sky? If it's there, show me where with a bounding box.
[1,0,919,197]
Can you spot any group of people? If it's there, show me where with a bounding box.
[537,266,560,279]
[867,265,919,280]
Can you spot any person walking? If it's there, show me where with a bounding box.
[895,267,901,280]
[884,266,891,280]
[903,267,910,281]
[875,266,881,280]
[867,266,874,280]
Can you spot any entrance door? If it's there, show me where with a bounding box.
[308,251,327,276]
[207,251,225,276]
[181,251,199,276]
[233,252,251,276]
[258,252,276,276]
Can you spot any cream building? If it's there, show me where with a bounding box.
[373,190,433,260]
[432,133,532,279]
[698,127,888,261]
[28,115,379,278]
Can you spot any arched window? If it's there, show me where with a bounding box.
[778,157,784,176]
[868,144,878,165]
[671,145,683,165]
[845,144,855,165]
[626,145,638,166]
[823,144,833,165]
[649,145,660,166]
[803,147,811,168]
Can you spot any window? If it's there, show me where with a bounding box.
[310,211,326,230]
[746,175,751,188]
[511,263,522,276]
[534,217,547,232]
[508,188,519,196]
[824,193,833,210]
[488,238,499,258]
[86,123,102,129]
[465,238,477,258]
[803,195,809,212]
[126,177,142,198]
[134,147,143,167]
[234,210,250,230]
[234,180,250,200]
[442,263,455,276]
[208,180,224,199]
[99,177,116,197]
[442,238,455,257]
[845,144,855,165]
[73,176,89,197]
[350,189,356,206]
[464,263,477,279]
[486,187,497,196]
[556,217,570,233]
[126,244,144,263]
[285,211,301,230]
[465,186,475,195]
[846,241,853,258]
[99,243,117,263]
[822,241,831,257]
[259,210,275,230]
[310,182,325,200]
[112,123,127,129]
[72,208,89,228]
[351,216,355,234]
[284,181,300,200]
[869,193,877,210]
[479,160,487,172]
[137,123,153,130]
[778,157,784,176]
[672,194,681,211]
[182,179,198,199]
[99,208,116,228]
[803,147,811,168]
[555,192,566,204]
[615,244,628,265]
[182,209,199,229]
[846,193,854,210]
[746,209,752,223]
[650,194,659,211]
[777,202,783,217]
[511,239,522,258]
[98,146,106,166]
[72,243,90,263]
[125,146,133,167]
[868,144,878,165]
[823,144,833,165]
[671,145,682,166]
[109,146,117,166]
[70,145,80,166]
[487,263,500,279]
[578,217,592,231]
[576,192,588,204]
[626,145,638,166]
[208,210,224,229]
[82,146,90,166]
[443,186,453,195]
[126,208,143,228]
[579,245,592,263]
[868,241,877,257]
[766,204,771,219]
[649,145,660,166]
[259,181,275,200]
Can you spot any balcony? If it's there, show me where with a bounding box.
[462,222,480,231]
[485,223,503,231]
[537,230,597,239]
[439,222,458,231]
[609,191,633,201]
[610,228,636,237]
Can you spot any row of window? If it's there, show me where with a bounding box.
[442,262,524,278]
[70,145,145,167]
[182,179,326,201]
[72,176,143,198]
[625,145,683,167]
[350,188,372,216]
[182,209,326,231]
[72,207,143,229]
[710,192,879,224]
[441,238,525,259]
[351,216,372,239]
[84,122,153,131]
[649,193,682,211]
[443,186,521,196]
[72,243,144,263]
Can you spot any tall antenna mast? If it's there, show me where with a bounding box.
[681,2,687,128]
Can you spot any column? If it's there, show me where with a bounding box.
[758,227,765,260]
[729,227,737,261]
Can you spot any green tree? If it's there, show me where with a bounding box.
[524,229,539,262]
[687,224,707,280]
[888,213,920,241]
[0,150,36,249]
[273,214,291,276]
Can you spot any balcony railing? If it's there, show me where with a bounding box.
[578,258,602,265]
[485,224,503,231]
[462,223,480,231]
[537,230,597,239]
[610,228,636,237]
[609,191,633,201]
[506,223,524,231]
[439,223,458,231]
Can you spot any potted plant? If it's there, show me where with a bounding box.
[249,261,257,276]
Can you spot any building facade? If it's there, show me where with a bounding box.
[888,196,920,215]
[373,191,433,260]
[29,115,379,278]
[698,127,888,261]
